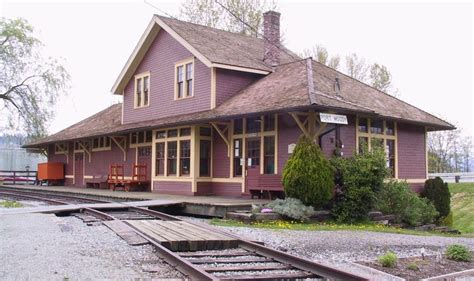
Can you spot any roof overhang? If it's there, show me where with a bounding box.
[111,15,269,95]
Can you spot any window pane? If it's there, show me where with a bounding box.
[136,78,142,107]
[200,127,211,137]
[233,119,243,134]
[167,141,177,175]
[186,79,193,97]
[264,115,275,131]
[386,139,396,177]
[144,76,149,106]
[93,138,99,149]
[371,137,384,150]
[264,136,275,174]
[358,118,368,133]
[177,66,184,82]
[247,139,260,166]
[144,131,151,143]
[168,129,178,138]
[358,137,368,154]
[386,121,395,135]
[180,140,191,176]
[233,139,242,176]
[186,63,193,79]
[177,82,183,98]
[131,132,137,144]
[105,137,110,147]
[246,117,261,134]
[138,131,145,143]
[180,128,191,137]
[200,140,211,177]
[155,142,165,176]
[156,131,166,139]
[371,119,383,134]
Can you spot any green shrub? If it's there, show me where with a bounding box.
[422,177,451,218]
[440,211,453,227]
[406,262,419,271]
[376,180,438,226]
[378,251,398,267]
[445,244,472,262]
[331,148,389,222]
[265,198,315,222]
[282,136,334,208]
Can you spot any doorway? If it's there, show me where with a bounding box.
[74,153,84,187]
[245,138,260,193]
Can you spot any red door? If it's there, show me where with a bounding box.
[74,153,84,187]
[245,138,260,194]
[137,146,152,181]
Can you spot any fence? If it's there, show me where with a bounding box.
[428,172,474,183]
[0,170,37,185]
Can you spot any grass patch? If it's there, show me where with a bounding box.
[449,183,474,234]
[0,200,23,208]
[210,218,464,237]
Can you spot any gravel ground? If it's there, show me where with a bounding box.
[0,213,184,280]
[179,217,474,279]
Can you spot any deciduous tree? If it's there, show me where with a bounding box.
[0,18,69,140]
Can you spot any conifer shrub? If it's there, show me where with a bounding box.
[281,136,334,208]
[422,177,451,219]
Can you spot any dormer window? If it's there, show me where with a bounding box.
[175,58,194,99]
[135,72,150,108]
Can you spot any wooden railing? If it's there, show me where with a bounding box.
[0,170,37,185]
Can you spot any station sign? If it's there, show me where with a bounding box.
[319,113,348,125]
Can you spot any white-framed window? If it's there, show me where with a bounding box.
[356,117,397,177]
[175,58,194,99]
[134,72,150,108]
[130,130,153,148]
[154,127,193,177]
[54,143,68,155]
[92,136,111,151]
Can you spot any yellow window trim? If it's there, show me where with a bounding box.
[91,136,112,152]
[134,71,150,109]
[129,131,153,148]
[174,57,195,100]
[54,143,68,155]
[356,116,398,178]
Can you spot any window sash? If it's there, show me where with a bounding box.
[199,140,211,177]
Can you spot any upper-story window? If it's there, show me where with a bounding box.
[92,136,111,151]
[175,58,194,99]
[130,130,152,147]
[135,72,150,108]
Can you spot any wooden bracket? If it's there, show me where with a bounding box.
[78,141,92,163]
[110,136,127,161]
[54,143,69,163]
[210,121,231,157]
[289,111,327,142]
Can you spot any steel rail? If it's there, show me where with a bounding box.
[0,187,109,204]
[81,208,116,221]
[0,191,69,205]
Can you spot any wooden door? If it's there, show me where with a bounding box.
[74,153,84,187]
[245,138,260,193]
[137,146,152,181]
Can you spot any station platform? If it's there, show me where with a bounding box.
[1,185,270,217]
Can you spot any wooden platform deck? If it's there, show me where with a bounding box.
[125,220,239,251]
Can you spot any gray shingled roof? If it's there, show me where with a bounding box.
[157,15,299,72]
[25,57,453,148]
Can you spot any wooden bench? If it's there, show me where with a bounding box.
[85,175,109,189]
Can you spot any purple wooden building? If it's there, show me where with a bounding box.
[25,12,453,196]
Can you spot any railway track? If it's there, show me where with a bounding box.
[0,188,367,280]
[0,187,109,205]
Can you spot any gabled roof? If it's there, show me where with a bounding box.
[111,15,299,95]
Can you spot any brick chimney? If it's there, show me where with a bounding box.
[263,11,281,66]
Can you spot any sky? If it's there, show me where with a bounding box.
[1,0,473,140]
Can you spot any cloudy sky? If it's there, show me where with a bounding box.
[1,0,473,139]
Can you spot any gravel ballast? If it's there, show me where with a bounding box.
[0,213,183,279]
